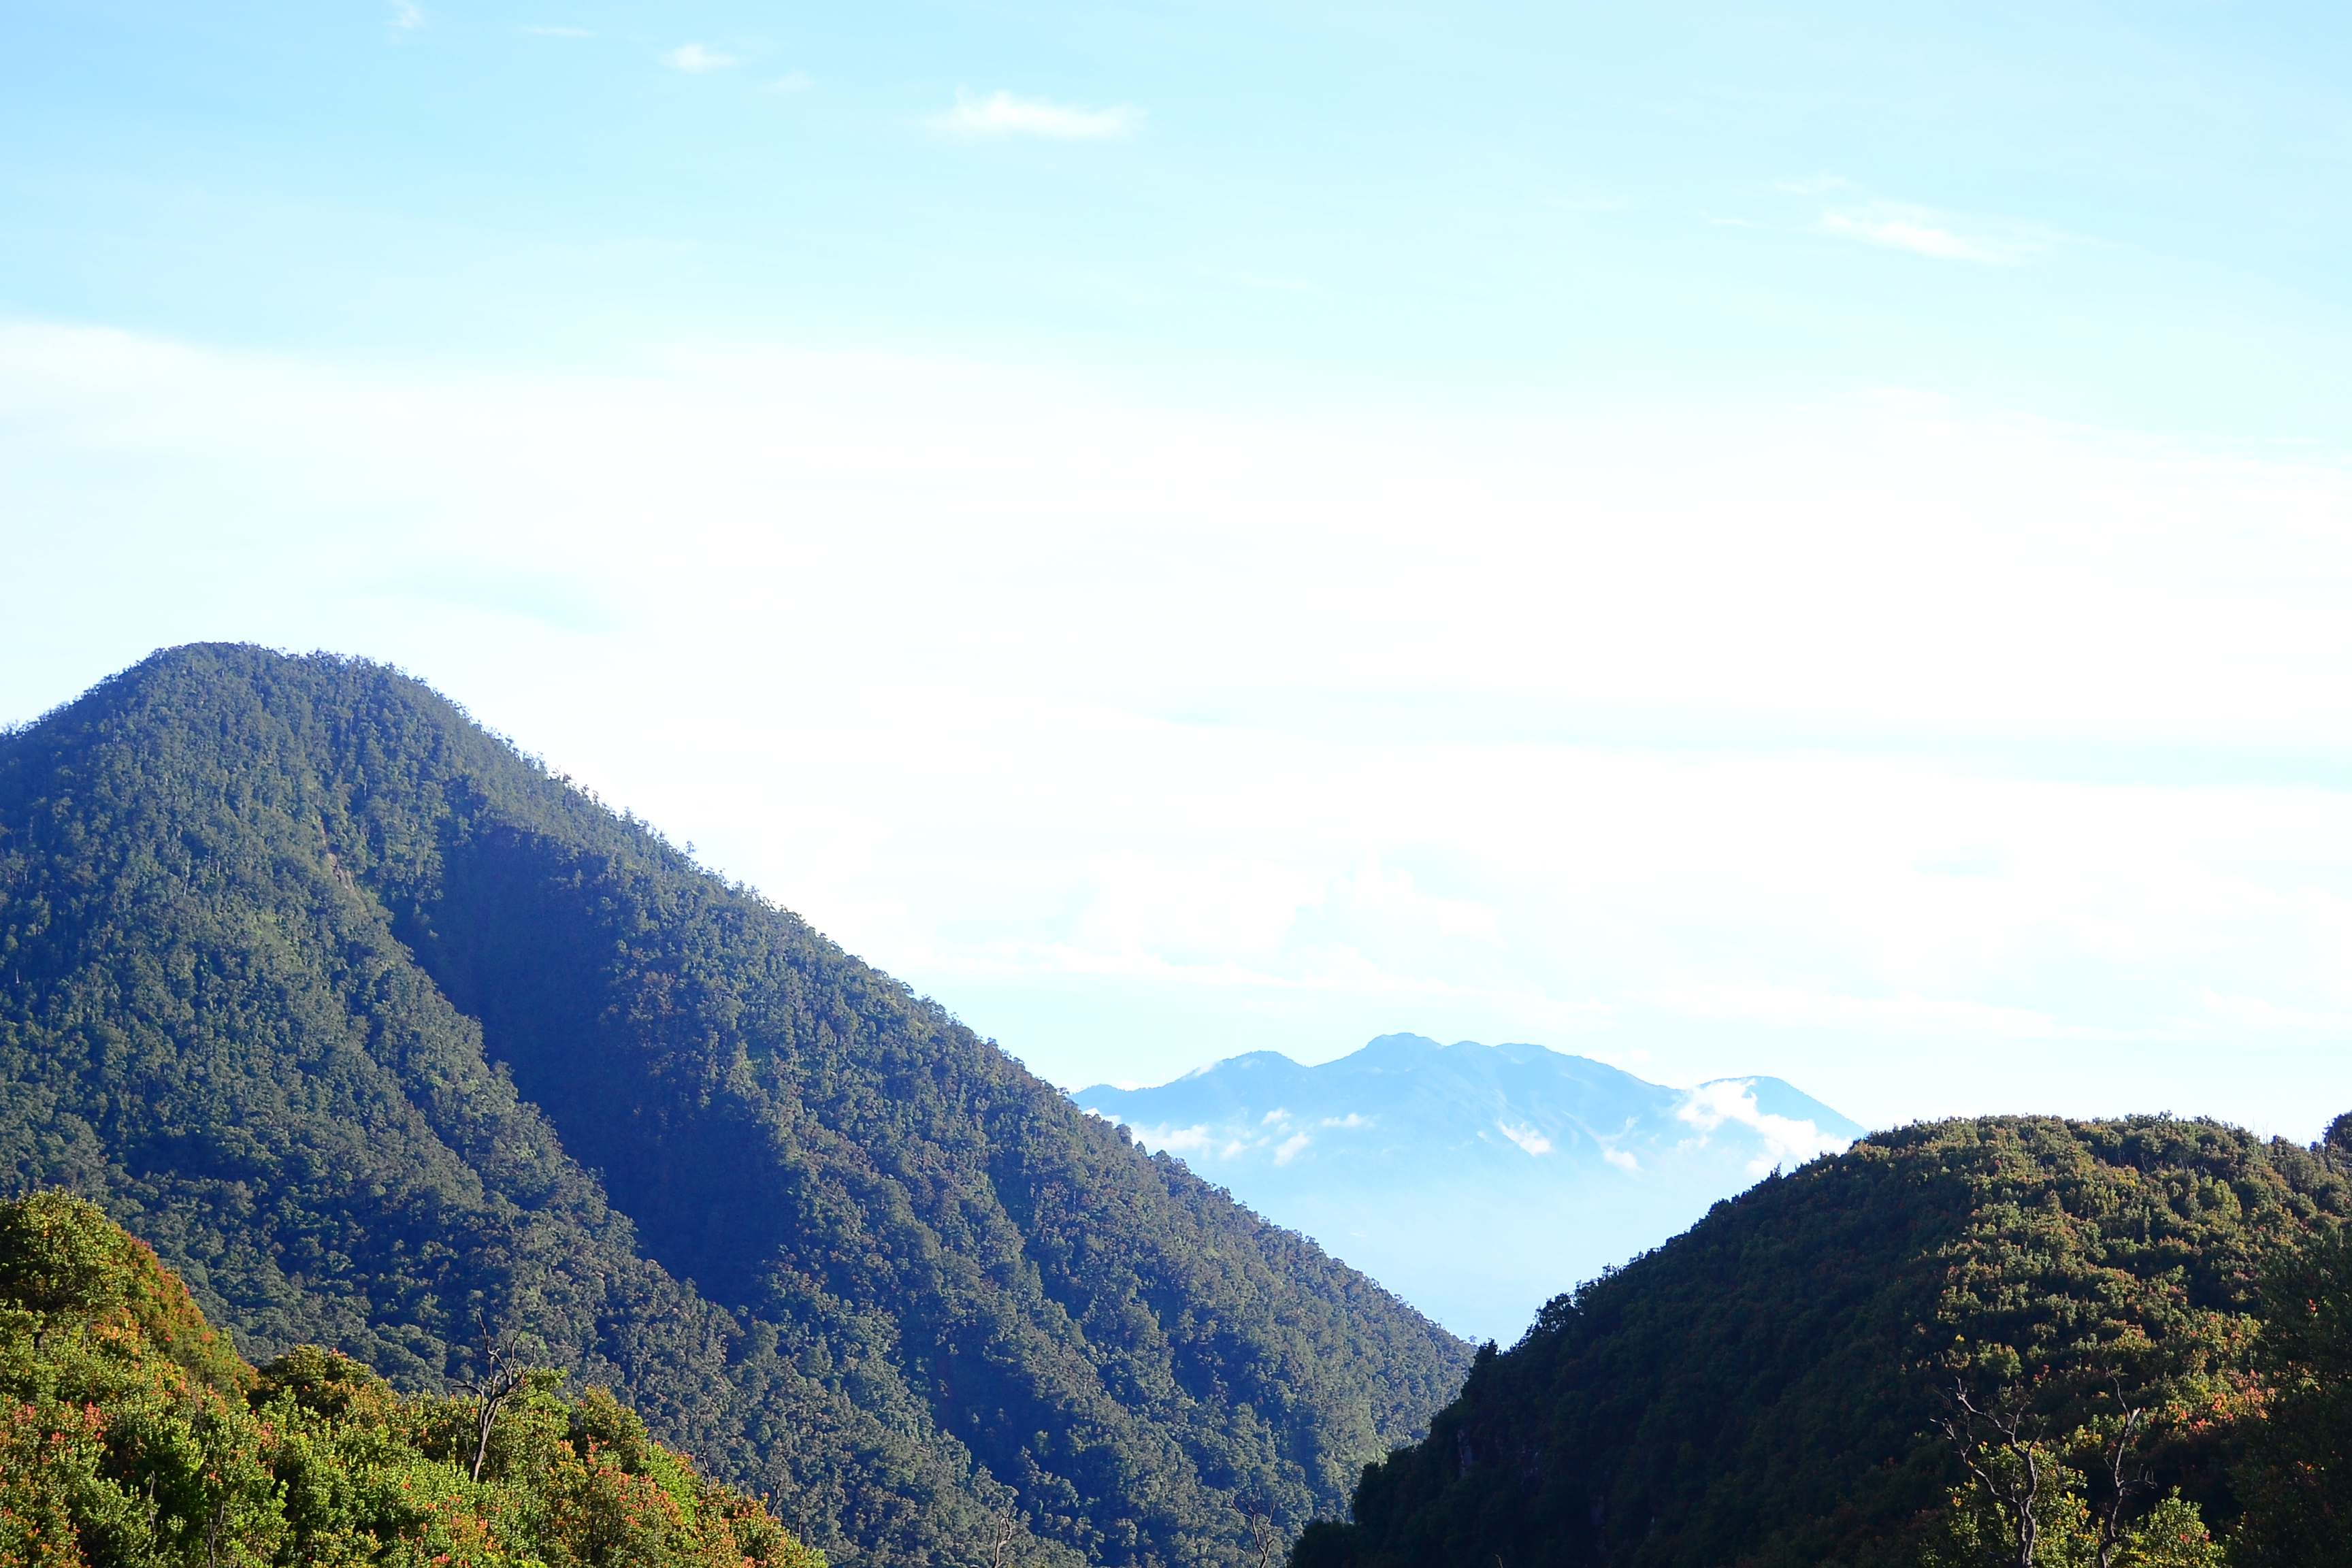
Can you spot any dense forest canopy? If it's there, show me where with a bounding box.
[0,644,1471,1567]
[1294,1112,2352,1568]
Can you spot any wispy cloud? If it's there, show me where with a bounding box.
[1126,1122,1212,1153]
[522,24,592,37]
[760,71,814,95]
[1496,1120,1552,1156]
[389,0,424,29]
[1776,174,2064,264]
[1820,211,2023,263]
[933,89,1140,140]
[663,43,740,73]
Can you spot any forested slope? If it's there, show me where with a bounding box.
[1294,1113,2352,1568]
[0,644,1471,1567]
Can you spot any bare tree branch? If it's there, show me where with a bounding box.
[1939,1378,2047,1568]
[985,1504,1020,1568]
[2091,1375,2153,1568]
[456,1313,527,1484]
[1245,1503,1281,1568]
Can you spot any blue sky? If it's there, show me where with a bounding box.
[10,0,2350,429]
[7,0,2352,1138]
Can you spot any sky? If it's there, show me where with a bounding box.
[5,0,2352,1139]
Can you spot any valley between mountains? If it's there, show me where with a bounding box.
[3,645,2350,1568]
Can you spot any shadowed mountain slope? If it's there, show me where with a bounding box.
[0,644,1471,1568]
[1081,1035,1862,1341]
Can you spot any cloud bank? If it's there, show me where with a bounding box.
[7,321,2352,1139]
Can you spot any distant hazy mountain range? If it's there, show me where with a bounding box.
[1078,1034,1866,1342]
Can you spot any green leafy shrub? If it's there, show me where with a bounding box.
[0,1192,823,1568]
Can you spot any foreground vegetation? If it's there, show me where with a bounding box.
[1296,1113,2352,1568]
[0,1190,822,1567]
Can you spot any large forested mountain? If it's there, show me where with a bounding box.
[0,644,1471,1568]
[1293,1113,2352,1568]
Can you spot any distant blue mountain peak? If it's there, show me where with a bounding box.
[1078,1036,1866,1341]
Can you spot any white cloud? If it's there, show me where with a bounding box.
[1820,212,2021,263]
[1129,1122,1211,1153]
[1601,1146,1639,1173]
[1784,176,2063,265]
[1261,1107,1289,1124]
[1320,1112,1370,1128]
[389,0,424,29]
[933,90,1139,140]
[1274,1131,1312,1164]
[663,44,739,73]
[1496,1120,1552,1156]
[760,71,813,94]
[1676,1081,1852,1175]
